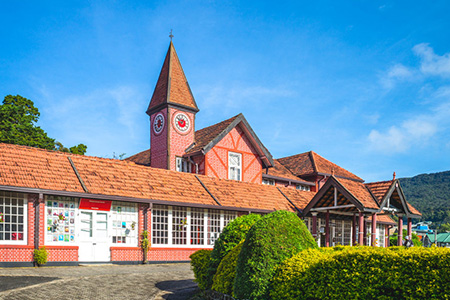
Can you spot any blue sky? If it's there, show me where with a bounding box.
[1,1,450,182]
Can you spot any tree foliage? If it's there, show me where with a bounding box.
[0,95,87,154]
[206,213,262,289]
[234,210,318,300]
[400,171,450,228]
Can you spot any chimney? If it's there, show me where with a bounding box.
[393,172,396,180]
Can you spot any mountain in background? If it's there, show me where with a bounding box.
[399,171,450,228]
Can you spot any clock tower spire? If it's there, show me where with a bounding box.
[147,41,199,171]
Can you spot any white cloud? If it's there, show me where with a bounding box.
[380,63,415,89]
[413,43,450,77]
[368,118,437,154]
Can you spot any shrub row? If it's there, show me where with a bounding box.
[271,246,450,300]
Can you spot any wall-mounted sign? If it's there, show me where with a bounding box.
[79,199,112,211]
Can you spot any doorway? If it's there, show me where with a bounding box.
[78,210,110,262]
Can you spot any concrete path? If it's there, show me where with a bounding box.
[0,263,198,300]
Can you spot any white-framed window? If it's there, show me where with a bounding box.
[152,205,169,245]
[343,220,352,246]
[151,205,237,248]
[190,208,204,246]
[377,224,385,247]
[45,196,78,244]
[176,157,191,173]
[207,209,221,245]
[228,152,242,181]
[111,201,138,245]
[172,206,188,245]
[0,191,27,245]
[262,179,275,185]
[296,185,311,191]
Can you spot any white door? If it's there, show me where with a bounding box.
[78,211,110,262]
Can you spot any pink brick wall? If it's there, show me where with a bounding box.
[168,108,195,171]
[205,126,262,183]
[150,108,169,169]
[46,246,78,261]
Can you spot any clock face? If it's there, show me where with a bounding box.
[153,113,165,134]
[173,112,190,134]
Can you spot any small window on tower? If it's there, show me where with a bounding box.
[176,157,191,173]
[228,152,242,181]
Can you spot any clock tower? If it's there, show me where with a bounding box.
[146,42,199,171]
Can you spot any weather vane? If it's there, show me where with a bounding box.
[169,29,174,41]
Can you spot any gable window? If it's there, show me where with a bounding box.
[228,152,242,181]
[176,157,191,173]
[262,179,275,186]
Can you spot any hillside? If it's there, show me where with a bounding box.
[399,171,450,228]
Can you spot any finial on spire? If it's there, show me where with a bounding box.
[393,172,396,180]
[169,29,174,41]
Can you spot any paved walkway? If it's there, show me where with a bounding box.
[0,263,198,300]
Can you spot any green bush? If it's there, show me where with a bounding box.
[234,210,318,299]
[33,247,48,266]
[271,246,450,300]
[190,249,212,290]
[207,213,261,288]
[212,241,243,296]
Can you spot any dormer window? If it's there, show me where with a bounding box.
[262,179,275,185]
[176,157,191,173]
[296,185,310,191]
[228,152,242,181]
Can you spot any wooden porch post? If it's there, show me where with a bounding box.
[407,218,412,241]
[371,213,377,247]
[385,224,389,247]
[398,216,403,246]
[312,212,318,243]
[325,210,330,247]
[358,212,364,246]
[352,214,357,246]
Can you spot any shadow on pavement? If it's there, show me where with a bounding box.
[0,276,59,292]
[156,279,200,299]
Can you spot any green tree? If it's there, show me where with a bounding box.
[439,223,450,233]
[0,95,87,155]
[0,94,55,149]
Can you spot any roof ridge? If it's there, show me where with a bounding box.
[195,114,241,134]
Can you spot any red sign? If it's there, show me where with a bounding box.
[79,198,112,211]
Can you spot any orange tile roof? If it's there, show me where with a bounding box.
[278,151,363,182]
[265,159,312,184]
[147,42,198,114]
[365,180,393,203]
[185,114,240,154]
[365,180,421,216]
[277,186,315,210]
[125,149,150,166]
[0,143,306,213]
[376,214,395,224]
[195,175,300,212]
[336,177,379,209]
[70,155,216,206]
[0,143,84,192]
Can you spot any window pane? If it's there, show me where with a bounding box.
[0,191,26,242]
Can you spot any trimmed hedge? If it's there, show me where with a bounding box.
[271,246,450,300]
[190,249,212,290]
[212,241,244,296]
[207,213,262,288]
[234,210,318,299]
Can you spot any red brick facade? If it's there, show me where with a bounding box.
[204,126,262,183]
